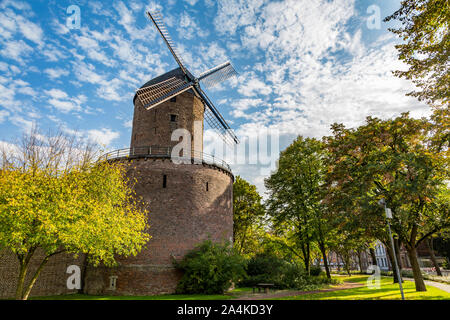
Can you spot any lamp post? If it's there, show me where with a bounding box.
[378,199,405,300]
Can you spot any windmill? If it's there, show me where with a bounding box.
[135,11,239,146]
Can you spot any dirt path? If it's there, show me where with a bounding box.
[234,282,363,300]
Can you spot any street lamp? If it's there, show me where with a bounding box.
[378,198,405,300]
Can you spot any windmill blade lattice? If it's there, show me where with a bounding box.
[195,86,239,145]
[147,11,188,76]
[136,77,193,110]
[199,62,238,89]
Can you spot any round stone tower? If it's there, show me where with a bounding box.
[84,68,234,295]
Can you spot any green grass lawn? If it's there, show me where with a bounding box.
[32,293,235,300]
[29,276,450,300]
[274,275,450,300]
[31,288,254,300]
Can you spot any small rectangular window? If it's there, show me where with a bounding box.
[170,97,177,103]
[206,182,209,191]
[163,175,167,188]
[109,276,118,290]
[170,114,178,122]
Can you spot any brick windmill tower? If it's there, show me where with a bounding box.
[84,11,239,295]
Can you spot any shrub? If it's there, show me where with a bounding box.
[309,266,323,276]
[239,253,337,290]
[173,240,246,294]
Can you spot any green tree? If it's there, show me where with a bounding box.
[384,0,449,106]
[265,137,333,277]
[0,129,150,300]
[233,176,266,256]
[325,113,449,291]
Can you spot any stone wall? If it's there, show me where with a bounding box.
[0,249,85,299]
[83,158,234,296]
[130,91,204,155]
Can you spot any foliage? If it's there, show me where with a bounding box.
[265,137,333,275]
[239,253,335,290]
[0,129,149,299]
[384,0,449,106]
[174,240,247,294]
[233,176,266,256]
[310,266,323,277]
[324,112,449,291]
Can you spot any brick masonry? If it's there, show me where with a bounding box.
[84,158,234,295]
[0,84,234,298]
[0,249,86,299]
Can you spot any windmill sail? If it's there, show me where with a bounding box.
[194,86,239,145]
[144,10,239,146]
[199,61,238,89]
[136,77,194,110]
[147,11,189,76]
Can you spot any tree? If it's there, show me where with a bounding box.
[265,137,333,277]
[0,129,150,300]
[233,176,266,256]
[325,113,449,291]
[384,0,449,106]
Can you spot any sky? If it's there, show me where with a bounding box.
[0,0,431,195]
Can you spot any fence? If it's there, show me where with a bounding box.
[100,146,232,173]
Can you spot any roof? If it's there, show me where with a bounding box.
[133,67,195,104]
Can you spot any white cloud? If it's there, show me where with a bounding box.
[184,0,199,6]
[44,89,86,113]
[0,109,9,123]
[177,11,209,40]
[44,68,70,80]
[237,73,272,97]
[87,128,120,146]
[0,39,33,64]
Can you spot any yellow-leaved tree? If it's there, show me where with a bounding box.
[0,129,150,300]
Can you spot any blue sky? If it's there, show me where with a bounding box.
[0,0,430,194]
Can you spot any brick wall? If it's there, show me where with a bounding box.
[0,248,85,299]
[83,158,234,295]
[130,91,204,155]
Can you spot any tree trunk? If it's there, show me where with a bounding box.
[369,248,377,266]
[305,242,311,275]
[394,238,403,270]
[22,257,50,300]
[341,253,351,276]
[427,238,442,276]
[15,262,27,300]
[407,246,427,292]
[384,241,400,284]
[319,242,331,279]
[357,251,364,273]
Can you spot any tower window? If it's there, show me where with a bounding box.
[170,97,177,103]
[170,114,178,122]
[109,276,118,290]
[206,182,209,191]
[163,175,167,188]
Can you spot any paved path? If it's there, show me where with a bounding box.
[234,282,363,300]
[403,278,450,293]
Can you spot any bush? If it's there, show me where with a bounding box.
[239,253,337,290]
[309,266,323,276]
[173,240,246,294]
